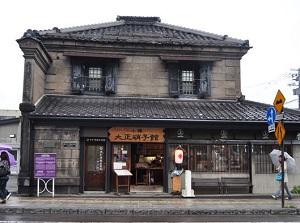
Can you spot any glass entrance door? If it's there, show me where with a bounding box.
[84,144,106,191]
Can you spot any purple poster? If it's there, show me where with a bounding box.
[34,153,56,178]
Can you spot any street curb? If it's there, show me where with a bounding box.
[14,193,299,199]
[0,208,299,215]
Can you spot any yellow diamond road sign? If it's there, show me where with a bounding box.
[275,121,285,145]
[273,90,285,113]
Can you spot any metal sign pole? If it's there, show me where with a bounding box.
[280,113,285,208]
[37,178,40,197]
[273,90,286,208]
[281,142,284,208]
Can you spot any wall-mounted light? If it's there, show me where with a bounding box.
[9,134,16,138]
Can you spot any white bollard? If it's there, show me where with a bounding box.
[181,170,195,197]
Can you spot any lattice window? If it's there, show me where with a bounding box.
[71,58,118,95]
[253,144,292,174]
[169,144,250,173]
[87,67,105,92]
[180,70,196,95]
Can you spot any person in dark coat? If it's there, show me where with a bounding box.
[0,151,11,204]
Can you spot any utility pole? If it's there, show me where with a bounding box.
[290,69,300,109]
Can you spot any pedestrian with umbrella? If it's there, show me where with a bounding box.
[0,144,17,167]
[0,144,13,151]
[269,149,297,174]
[270,152,293,200]
[0,151,12,203]
[0,144,15,203]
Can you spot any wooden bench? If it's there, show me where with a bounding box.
[192,178,222,194]
[221,177,253,194]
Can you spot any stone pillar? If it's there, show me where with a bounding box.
[181,170,195,198]
[16,32,52,195]
[18,102,35,195]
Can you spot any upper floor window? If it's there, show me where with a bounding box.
[87,67,104,92]
[180,70,196,95]
[169,62,212,99]
[71,57,118,95]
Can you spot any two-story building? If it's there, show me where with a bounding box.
[17,16,300,195]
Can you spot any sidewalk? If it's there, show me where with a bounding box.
[2,176,300,216]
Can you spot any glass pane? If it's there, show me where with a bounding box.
[87,145,105,171]
[187,145,208,172]
[229,144,249,173]
[253,145,275,174]
[113,144,129,169]
[211,145,228,172]
[87,67,104,91]
[180,70,195,95]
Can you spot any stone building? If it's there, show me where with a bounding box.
[17,16,300,195]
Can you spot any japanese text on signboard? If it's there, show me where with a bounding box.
[34,153,56,178]
[108,127,165,142]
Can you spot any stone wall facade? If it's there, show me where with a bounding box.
[34,126,81,193]
[43,52,242,100]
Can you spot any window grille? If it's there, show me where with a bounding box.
[169,143,293,174]
[253,144,292,174]
[253,145,274,174]
[189,145,209,172]
[180,70,195,95]
[169,144,249,173]
[71,58,118,95]
[229,144,249,173]
[87,67,104,92]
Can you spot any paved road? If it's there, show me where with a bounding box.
[1,213,300,222]
[3,175,300,217]
[1,195,299,215]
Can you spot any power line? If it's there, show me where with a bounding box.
[243,73,291,89]
[285,99,298,104]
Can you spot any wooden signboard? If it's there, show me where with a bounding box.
[173,176,181,192]
[114,169,132,176]
[108,127,165,143]
[114,169,132,194]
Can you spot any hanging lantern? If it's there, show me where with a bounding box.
[175,148,184,164]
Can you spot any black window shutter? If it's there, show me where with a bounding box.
[71,65,85,94]
[198,62,212,98]
[105,60,118,95]
[168,63,179,97]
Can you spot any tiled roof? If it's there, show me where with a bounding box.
[20,16,250,49]
[30,95,300,123]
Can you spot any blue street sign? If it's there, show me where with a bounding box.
[266,107,276,125]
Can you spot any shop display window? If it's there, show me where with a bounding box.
[113,144,130,170]
[169,144,250,173]
[253,144,292,174]
[211,145,228,172]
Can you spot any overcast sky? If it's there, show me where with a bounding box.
[1,0,299,110]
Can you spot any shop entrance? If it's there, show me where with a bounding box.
[111,143,164,193]
[130,143,164,192]
[84,144,106,191]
